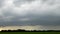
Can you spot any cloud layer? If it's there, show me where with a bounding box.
[0,0,60,26]
[0,25,60,31]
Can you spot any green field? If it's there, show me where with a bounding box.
[0,32,60,34]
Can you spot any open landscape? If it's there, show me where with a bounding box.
[0,0,60,34]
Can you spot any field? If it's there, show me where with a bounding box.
[0,32,60,34]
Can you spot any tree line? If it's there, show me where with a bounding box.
[1,29,60,32]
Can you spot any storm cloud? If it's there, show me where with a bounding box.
[0,0,60,27]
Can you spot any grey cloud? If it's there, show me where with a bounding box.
[13,0,35,7]
[0,15,60,26]
[0,0,4,8]
[0,0,3,7]
[0,0,60,26]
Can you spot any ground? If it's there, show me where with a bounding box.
[0,32,60,34]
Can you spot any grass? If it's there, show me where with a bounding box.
[0,32,60,34]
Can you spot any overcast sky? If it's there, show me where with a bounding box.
[0,0,60,30]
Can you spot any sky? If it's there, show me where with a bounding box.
[0,0,60,30]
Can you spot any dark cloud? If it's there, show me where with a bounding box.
[0,15,60,26]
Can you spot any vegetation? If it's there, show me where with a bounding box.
[0,32,60,34]
[0,29,60,34]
